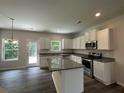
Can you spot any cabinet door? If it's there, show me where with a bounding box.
[77,37,81,49]
[90,30,96,41]
[75,37,81,49]
[64,39,72,49]
[62,39,68,49]
[72,38,76,49]
[74,38,78,49]
[62,39,72,49]
[97,28,110,50]
[62,39,65,49]
[68,39,72,49]
[80,36,85,49]
[84,32,90,42]
[94,61,104,80]
[94,61,115,85]
[40,57,49,68]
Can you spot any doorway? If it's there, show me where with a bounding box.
[28,41,38,66]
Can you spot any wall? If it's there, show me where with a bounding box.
[74,14,124,86]
[0,30,72,70]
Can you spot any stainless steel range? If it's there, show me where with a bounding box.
[82,52,102,78]
[82,57,94,78]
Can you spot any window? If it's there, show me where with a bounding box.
[51,40,61,51]
[2,39,19,61]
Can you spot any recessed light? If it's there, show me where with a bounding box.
[95,12,101,17]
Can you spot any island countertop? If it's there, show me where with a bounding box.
[47,57,83,71]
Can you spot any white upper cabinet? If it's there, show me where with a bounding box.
[84,30,97,42]
[90,30,97,41]
[72,37,80,49]
[72,38,75,49]
[84,32,90,42]
[71,28,114,50]
[62,39,72,49]
[72,38,76,49]
[76,37,81,49]
[97,28,113,50]
[39,38,50,49]
[80,36,85,49]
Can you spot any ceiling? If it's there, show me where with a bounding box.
[0,0,124,34]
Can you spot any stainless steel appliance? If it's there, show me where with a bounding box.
[85,40,97,49]
[82,58,94,78]
[91,40,97,49]
[82,52,102,78]
[85,41,91,49]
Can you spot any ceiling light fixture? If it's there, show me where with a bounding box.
[95,12,101,17]
[8,17,17,43]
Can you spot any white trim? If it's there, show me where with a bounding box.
[3,59,18,62]
[117,81,124,87]
[27,40,39,66]
[0,66,27,71]
[1,38,19,61]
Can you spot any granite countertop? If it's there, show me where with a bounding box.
[94,57,115,63]
[47,57,83,71]
[39,52,72,56]
[39,52,115,63]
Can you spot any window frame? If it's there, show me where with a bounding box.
[2,39,19,61]
[50,40,61,52]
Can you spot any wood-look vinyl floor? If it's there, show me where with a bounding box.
[0,67,124,93]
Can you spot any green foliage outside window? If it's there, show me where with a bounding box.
[5,50,18,60]
[51,41,61,51]
[3,39,19,61]
[28,42,37,57]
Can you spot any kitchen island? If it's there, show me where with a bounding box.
[47,57,84,93]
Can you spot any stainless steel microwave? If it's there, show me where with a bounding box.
[85,40,97,49]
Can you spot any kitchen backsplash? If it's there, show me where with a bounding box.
[73,49,114,58]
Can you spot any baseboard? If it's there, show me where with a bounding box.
[94,77,116,85]
[0,66,27,71]
[117,81,124,87]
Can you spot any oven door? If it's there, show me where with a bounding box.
[82,59,91,69]
[82,58,94,78]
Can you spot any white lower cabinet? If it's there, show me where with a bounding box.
[40,56,49,68]
[93,61,115,85]
[70,55,82,64]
